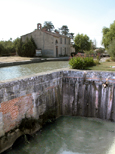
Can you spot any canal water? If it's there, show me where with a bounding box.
[3,116,115,154]
[0,61,69,81]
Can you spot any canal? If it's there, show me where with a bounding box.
[0,61,69,81]
[3,116,115,154]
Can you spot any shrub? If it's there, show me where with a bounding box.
[69,56,95,69]
[94,59,100,65]
[106,58,111,62]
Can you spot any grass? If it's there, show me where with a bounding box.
[87,61,115,71]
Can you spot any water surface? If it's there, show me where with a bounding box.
[3,116,115,154]
[0,61,69,81]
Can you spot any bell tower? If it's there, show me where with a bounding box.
[37,23,42,30]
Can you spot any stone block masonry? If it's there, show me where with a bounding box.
[0,69,115,153]
[0,70,63,153]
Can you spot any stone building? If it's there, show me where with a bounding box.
[21,23,74,57]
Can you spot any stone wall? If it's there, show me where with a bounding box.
[62,70,115,122]
[0,69,115,153]
[0,70,63,153]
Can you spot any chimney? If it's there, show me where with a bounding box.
[55,31,59,34]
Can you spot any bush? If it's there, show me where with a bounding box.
[106,58,111,62]
[69,56,95,69]
[94,59,100,65]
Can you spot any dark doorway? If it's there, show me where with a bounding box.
[56,46,58,57]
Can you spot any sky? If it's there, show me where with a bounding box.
[0,0,115,47]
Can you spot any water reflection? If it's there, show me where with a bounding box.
[0,61,69,81]
[3,116,115,154]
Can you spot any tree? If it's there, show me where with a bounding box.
[74,34,91,52]
[21,37,36,57]
[102,21,115,49]
[54,29,59,33]
[0,44,4,55]
[60,25,69,36]
[107,39,115,60]
[68,33,74,39]
[43,21,54,32]
[0,39,15,55]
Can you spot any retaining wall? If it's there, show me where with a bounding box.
[0,69,115,153]
[0,70,63,153]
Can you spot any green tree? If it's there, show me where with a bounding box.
[13,37,22,56]
[0,44,4,55]
[68,33,74,39]
[60,25,69,36]
[54,29,59,33]
[21,37,36,57]
[0,39,15,55]
[107,39,115,60]
[102,21,115,49]
[74,34,91,52]
[43,21,54,32]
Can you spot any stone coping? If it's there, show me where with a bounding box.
[0,57,69,68]
[1,68,115,84]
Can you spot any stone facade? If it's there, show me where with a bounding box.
[21,23,74,57]
[1,69,115,153]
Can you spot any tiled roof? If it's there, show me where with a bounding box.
[41,29,69,38]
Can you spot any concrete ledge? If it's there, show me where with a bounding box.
[0,57,69,68]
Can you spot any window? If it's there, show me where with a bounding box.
[65,48,66,55]
[55,40,58,44]
[65,38,66,44]
[60,47,62,55]
[60,38,62,44]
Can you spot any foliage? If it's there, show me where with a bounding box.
[84,50,95,55]
[0,39,15,56]
[21,37,36,57]
[102,21,115,49]
[107,39,115,59]
[54,29,59,33]
[60,25,69,36]
[43,21,54,32]
[90,40,96,50]
[13,37,22,55]
[106,59,111,62]
[94,59,100,65]
[68,33,74,39]
[74,34,91,52]
[95,48,105,54]
[0,44,4,55]
[69,55,95,69]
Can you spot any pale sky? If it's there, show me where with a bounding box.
[0,0,115,47]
